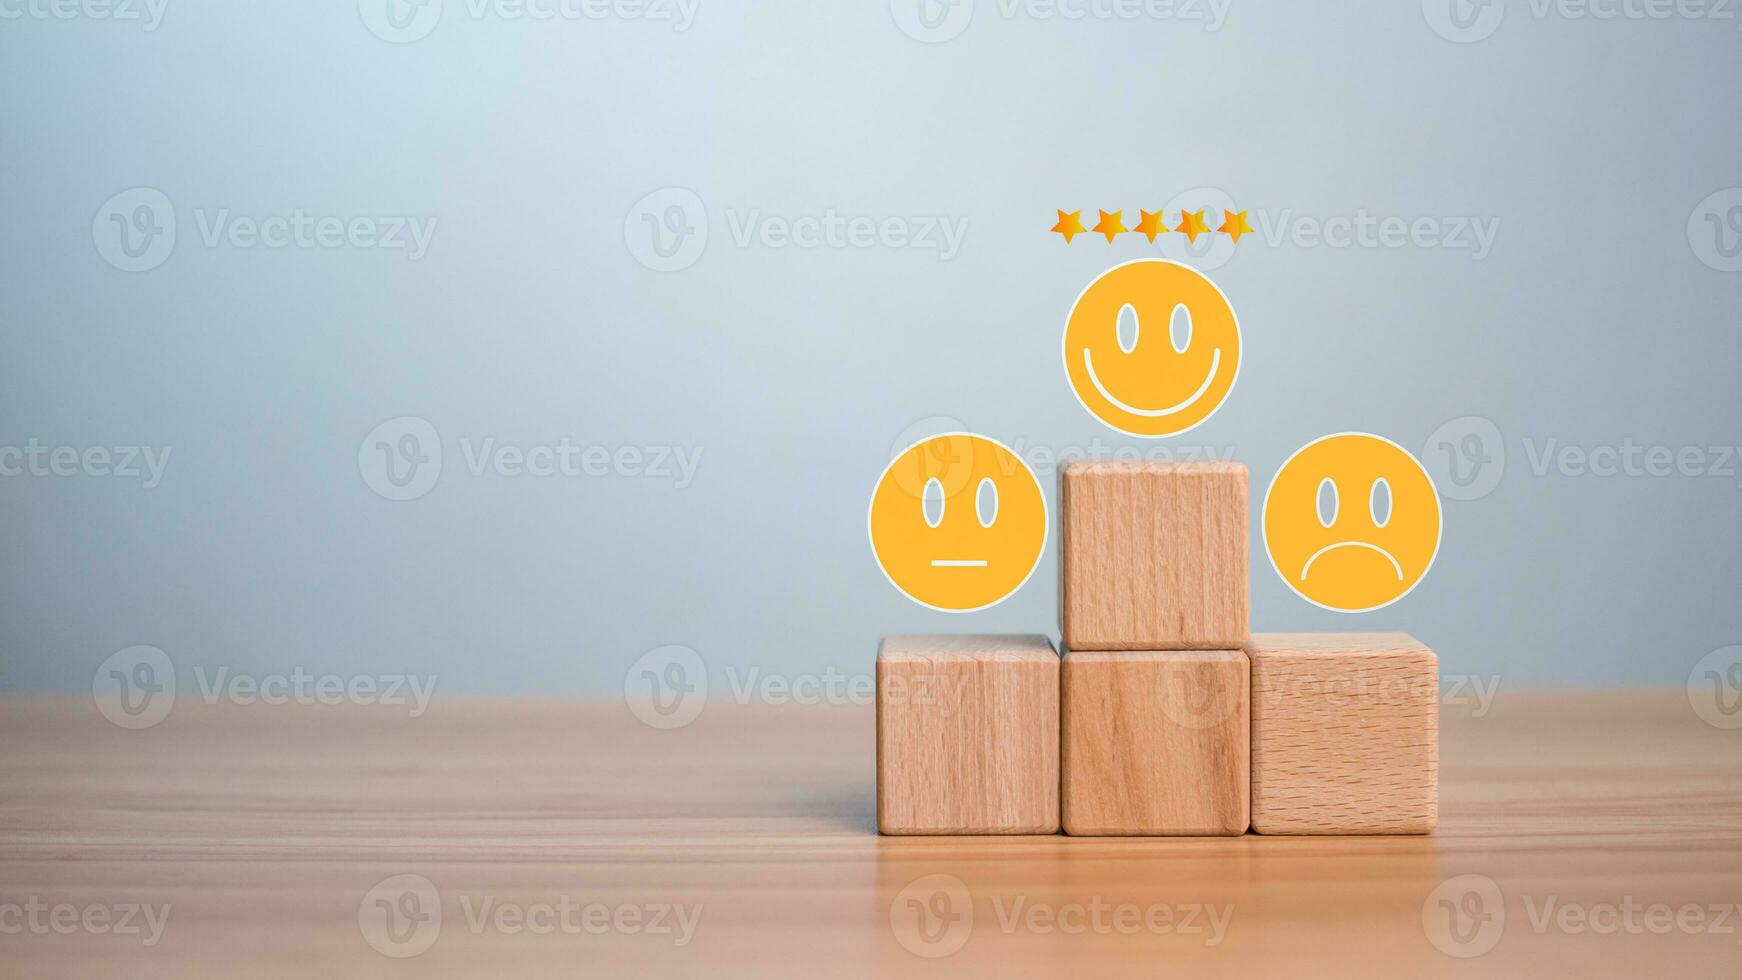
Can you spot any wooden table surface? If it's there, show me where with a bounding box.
[2,691,1740,977]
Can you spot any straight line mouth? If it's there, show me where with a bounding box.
[931,559,988,568]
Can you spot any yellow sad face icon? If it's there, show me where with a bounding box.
[868,433,1048,612]
[1263,433,1443,612]
[1063,259,1242,438]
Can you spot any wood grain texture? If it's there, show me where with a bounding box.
[1,694,1740,976]
[876,634,1059,835]
[1060,460,1249,651]
[1249,633,1437,835]
[1062,650,1250,836]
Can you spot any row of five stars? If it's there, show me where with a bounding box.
[1052,208,1253,244]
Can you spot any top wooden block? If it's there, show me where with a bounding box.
[1060,460,1249,650]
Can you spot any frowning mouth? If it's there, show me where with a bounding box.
[1083,346,1221,417]
[1299,541,1403,581]
[931,559,988,568]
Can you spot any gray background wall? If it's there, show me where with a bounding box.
[4,0,1740,697]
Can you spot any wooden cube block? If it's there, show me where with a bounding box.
[1248,633,1438,835]
[1060,460,1249,651]
[1061,649,1249,836]
[876,634,1060,835]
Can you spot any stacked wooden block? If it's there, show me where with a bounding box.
[876,460,1438,837]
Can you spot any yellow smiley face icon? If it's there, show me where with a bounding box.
[1263,432,1443,612]
[1063,259,1242,437]
[868,433,1047,612]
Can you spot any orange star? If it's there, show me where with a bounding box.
[1175,208,1209,244]
[1092,209,1127,243]
[1051,209,1086,244]
[1134,209,1167,243]
[1218,209,1253,243]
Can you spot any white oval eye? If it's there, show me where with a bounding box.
[1116,304,1139,354]
[922,477,945,528]
[1370,477,1392,528]
[1316,477,1339,528]
[1170,303,1192,354]
[976,477,998,528]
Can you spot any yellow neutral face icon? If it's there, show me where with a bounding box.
[1264,433,1442,612]
[1063,259,1241,437]
[869,433,1047,612]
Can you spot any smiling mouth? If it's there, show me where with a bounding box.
[1299,541,1403,581]
[1083,347,1222,417]
[931,559,988,568]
